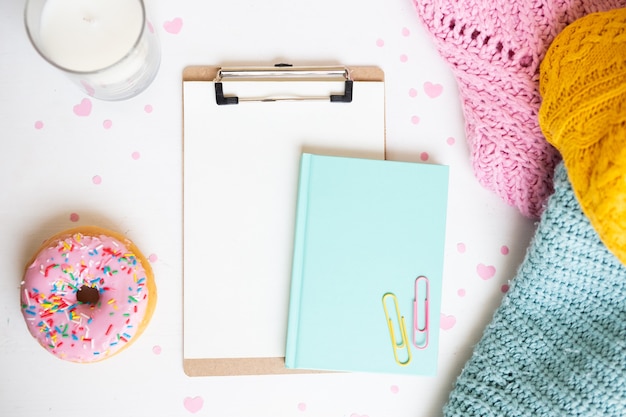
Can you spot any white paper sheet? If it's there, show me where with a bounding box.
[183,73,386,364]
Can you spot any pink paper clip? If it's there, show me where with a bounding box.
[413,276,429,349]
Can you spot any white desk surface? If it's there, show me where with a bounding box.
[0,1,535,416]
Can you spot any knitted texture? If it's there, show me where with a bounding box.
[443,162,626,417]
[539,8,626,266]
[412,0,626,219]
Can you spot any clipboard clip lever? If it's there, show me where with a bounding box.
[382,292,412,366]
[214,65,353,105]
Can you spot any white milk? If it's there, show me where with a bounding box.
[39,0,144,72]
[27,0,160,100]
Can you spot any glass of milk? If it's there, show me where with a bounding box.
[25,0,161,101]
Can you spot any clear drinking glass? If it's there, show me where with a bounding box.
[25,0,161,101]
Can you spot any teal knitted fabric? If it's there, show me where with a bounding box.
[444,162,626,416]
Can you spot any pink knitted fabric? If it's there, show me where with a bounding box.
[412,0,626,218]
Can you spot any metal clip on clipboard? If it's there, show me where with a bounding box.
[214,65,354,105]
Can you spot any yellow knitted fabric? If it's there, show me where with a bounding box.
[539,8,626,265]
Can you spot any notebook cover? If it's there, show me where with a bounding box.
[285,153,449,375]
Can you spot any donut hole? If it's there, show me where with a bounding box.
[76,285,100,305]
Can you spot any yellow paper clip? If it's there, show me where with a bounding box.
[382,292,412,366]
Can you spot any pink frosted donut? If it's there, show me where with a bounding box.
[20,226,157,363]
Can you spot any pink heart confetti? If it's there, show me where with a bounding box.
[92,175,102,185]
[148,253,158,263]
[456,242,466,253]
[457,288,467,297]
[447,136,456,146]
[131,151,141,160]
[401,27,410,37]
[34,120,44,130]
[501,245,510,255]
[440,314,457,330]
[408,88,418,98]
[164,17,183,34]
[73,98,92,117]
[477,263,496,280]
[152,345,162,355]
[400,54,408,63]
[424,82,443,98]
[103,119,113,129]
[390,385,400,394]
[376,38,384,47]
[184,396,203,414]
[410,115,420,125]
[297,403,307,412]
[144,104,153,113]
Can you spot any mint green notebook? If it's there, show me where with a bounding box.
[285,153,449,375]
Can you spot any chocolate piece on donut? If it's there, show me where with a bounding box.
[20,226,157,363]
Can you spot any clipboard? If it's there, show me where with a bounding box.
[182,64,386,376]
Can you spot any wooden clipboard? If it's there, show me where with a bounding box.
[182,64,386,376]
